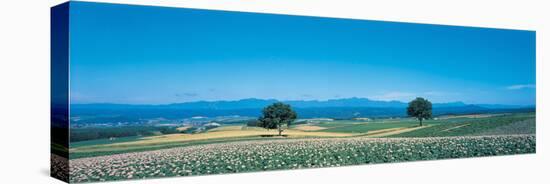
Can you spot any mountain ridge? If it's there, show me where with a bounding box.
[71,97,529,109]
[70,98,535,120]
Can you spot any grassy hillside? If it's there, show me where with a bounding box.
[387,113,535,137]
[319,121,423,133]
[69,112,535,159]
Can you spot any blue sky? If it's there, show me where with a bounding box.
[68,2,535,105]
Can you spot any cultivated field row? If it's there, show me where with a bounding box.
[69,134,535,183]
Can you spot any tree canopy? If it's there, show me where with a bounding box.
[407,97,432,126]
[258,102,297,136]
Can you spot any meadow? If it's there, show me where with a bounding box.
[68,112,536,182]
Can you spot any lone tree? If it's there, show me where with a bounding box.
[258,102,297,136]
[407,97,432,126]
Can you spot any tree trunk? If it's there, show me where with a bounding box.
[278,124,283,136]
[419,118,423,126]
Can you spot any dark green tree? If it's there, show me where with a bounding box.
[407,97,432,126]
[258,102,297,136]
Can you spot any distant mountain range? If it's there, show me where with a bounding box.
[70,98,534,120]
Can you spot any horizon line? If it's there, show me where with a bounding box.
[67,97,535,107]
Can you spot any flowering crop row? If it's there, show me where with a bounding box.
[51,154,69,182]
[70,135,535,183]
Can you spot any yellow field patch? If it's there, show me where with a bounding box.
[292,125,327,131]
[176,126,192,131]
[241,126,265,131]
[134,129,352,144]
[207,125,244,132]
[72,128,355,153]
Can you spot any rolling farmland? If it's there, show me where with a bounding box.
[68,112,536,182]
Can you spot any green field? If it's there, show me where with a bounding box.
[318,121,423,133]
[315,120,364,127]
[71,136,144,148]
[387,113,535,137]
[69,112,535,158]
[68,112,536,183]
